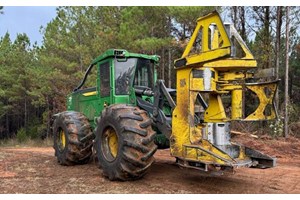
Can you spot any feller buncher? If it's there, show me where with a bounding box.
[53,11,278,180]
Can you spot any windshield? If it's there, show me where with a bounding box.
[134,58,154,89]
[114,58,155,95]
[115,58,137,95]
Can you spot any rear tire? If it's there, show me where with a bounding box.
[53,111,93,165]
[95,104,157,181]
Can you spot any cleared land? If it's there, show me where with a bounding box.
[0,135,300,194]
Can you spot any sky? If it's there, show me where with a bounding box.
[0,6,57,46]
[0,4,296,47]
[0,6,234,47]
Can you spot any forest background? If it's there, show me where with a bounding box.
[0,6,299,142]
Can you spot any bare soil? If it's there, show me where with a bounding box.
[0,135,300,194]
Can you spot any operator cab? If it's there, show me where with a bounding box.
[68,49,159,126]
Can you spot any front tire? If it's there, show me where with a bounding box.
[53,111,93,165]
[95,104,157,181]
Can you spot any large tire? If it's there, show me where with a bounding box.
[95,104,157,181]
[53,111,93,165]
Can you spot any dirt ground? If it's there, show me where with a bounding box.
[0,135,300,194]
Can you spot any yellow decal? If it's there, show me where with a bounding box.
[82,91,97,96]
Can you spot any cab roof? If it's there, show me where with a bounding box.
[91,49,160,65]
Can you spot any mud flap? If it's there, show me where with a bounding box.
[245,147,276,168]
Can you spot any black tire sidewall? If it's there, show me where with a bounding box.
[53,115,70,163]
[95,105,157,181]
[96,113,124,174]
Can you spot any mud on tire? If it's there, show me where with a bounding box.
[53,111,93,165]
[95,104,157,181]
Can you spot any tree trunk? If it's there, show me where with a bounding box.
[46,96,51,138]
[5,113,9,138]
[167,16,172,88]
[275,6,283,110]
[168,47,171,88]
[161,47,165,80]
[231,6,238,28]
[284,6,290,138]
[240,6,247,41]
[25,97,27,133]
[264,6,271,69]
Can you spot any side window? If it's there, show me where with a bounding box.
[100,62,110,97]
[82,65,97,89]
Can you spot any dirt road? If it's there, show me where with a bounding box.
[0,136,300,194]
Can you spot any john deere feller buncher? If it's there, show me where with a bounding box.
[53,11,278,180]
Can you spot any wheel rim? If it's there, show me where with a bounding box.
[102,126,118,162]
[58,129,66,152]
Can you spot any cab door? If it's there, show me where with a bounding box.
[72,59,112,129]
[98,60,112,113]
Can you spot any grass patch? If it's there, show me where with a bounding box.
[0,137,53,148]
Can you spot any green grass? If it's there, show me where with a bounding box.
[0,137,53,147]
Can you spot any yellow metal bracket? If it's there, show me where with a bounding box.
[204,94,227,122]
[244,80,278,120]
[177,11,231,67]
